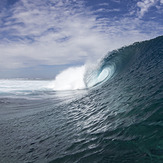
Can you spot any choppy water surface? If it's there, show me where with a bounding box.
[0,36,163,163]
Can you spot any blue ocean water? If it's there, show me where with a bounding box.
[0,36,163,163]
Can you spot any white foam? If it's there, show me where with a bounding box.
[49,63,116,91]
[0,65,113,93]
[0,79,51,93]
[49,66,86,91]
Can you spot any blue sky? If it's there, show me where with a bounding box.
[0,0,163,79]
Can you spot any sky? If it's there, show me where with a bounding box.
[0,0,163,79]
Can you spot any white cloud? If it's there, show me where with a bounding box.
[111,0,121,3]
[0,0,162,70]
[137,0,158,18]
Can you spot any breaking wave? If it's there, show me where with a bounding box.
[0,36,163,163]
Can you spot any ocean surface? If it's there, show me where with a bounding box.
[0,36,163,163]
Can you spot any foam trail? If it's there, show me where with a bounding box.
[49,66,86,91]
[0,79,51,95]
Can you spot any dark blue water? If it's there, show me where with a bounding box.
[0,36,163,163]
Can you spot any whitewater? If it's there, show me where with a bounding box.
[0,36,163,163]
[0,63,115,93]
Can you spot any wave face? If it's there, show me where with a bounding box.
[0,36,163,163]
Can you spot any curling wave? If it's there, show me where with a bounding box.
[49,64,116,91]
[51,34,140,91]
[50,54,119,90]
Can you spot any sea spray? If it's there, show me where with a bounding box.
[49,62,115,90]
[49,66,86,90]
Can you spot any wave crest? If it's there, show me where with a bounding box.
[50,63,115,91]
[49,66,86,91]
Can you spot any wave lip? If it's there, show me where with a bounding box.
[84,63,116,88]
[85,67,111,88]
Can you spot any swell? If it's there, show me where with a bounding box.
[49,36,163,162]
[89,35,163,87]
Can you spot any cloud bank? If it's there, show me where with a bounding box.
[0,0,162,70]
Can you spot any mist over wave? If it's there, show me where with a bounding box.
[49,66,86,90]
